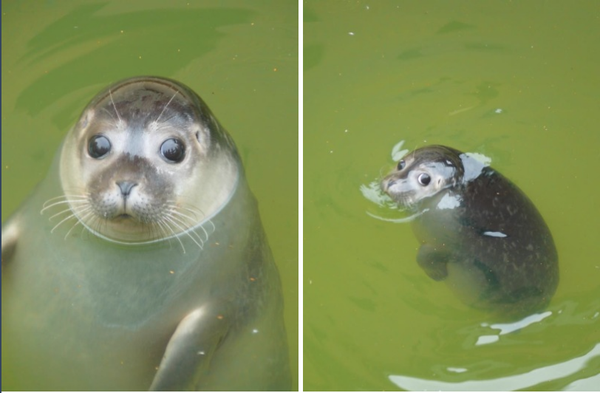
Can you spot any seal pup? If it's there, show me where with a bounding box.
[381,145,558,318]
[1,76,291,390]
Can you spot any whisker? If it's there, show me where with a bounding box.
[109,89,123,124]
[169,209,200,226]
[43,196,68,204]
[155,91,179,124]
[177,202,205,215]
[172,208,211,236]
[206,219,216,234]
[100,106,117,121]
[156,113,178,125]
[197,222,211,242]
[158,219,187,254]
[63,211,91,240]
[164,216,204,251]
[42,195,87,207]
[147,220,165,243]
[50,203,93,221]
[42,195,87,204]
[151,220,167,238]
[48,207,77,221]
[94,215,108,238]
[50,212,78,234]
[41,199,88,214]
[177,206,202,219]
[170,216,205,245]
[169,215,205,245]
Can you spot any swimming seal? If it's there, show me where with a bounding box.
[381,145,558,318]
[1,76,291,390]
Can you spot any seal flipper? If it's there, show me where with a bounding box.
[149,304,230,391]
[416,244,449,281]
[1,219,20,267]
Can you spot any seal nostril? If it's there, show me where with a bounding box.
[116,181,137,197]
[386,179,396,190]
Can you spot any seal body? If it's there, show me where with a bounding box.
[382,145,558,318]
[1,76,291,390]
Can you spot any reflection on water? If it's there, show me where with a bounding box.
[389,343,600,390]
[360,179,427,224]
[476,311,552,346]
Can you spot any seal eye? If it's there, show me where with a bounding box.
[88,135,111,159]
[397,160,406,170]
[418,173,431,186]
[160,138,185,163]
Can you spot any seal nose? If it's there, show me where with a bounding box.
[116,181,137,197]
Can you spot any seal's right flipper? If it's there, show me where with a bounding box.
[1,220,20,267]
[416,244,449,281]
[149,304,230,391]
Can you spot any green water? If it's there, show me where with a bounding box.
[304,0,600,390]
[1,0,298,389]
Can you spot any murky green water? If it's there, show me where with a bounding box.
[304,0,600,390]
[1,0,297,389]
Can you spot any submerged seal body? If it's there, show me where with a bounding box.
[381,145,558,318]
[1,76,291,390]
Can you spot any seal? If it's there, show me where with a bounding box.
[1,76,291,390]
[381,145,558,318]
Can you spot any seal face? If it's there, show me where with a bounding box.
[1,77,291,390]
[382,146,463,208]
[58,77,237,244]
[382,145,559,318]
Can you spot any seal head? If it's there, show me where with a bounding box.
[382,145,464,209]
[59,76,238,244]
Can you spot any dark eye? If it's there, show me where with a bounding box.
[160,138,185,163]
[88,135,111,159]
[418,173,431,186]
[397,160,406,170]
